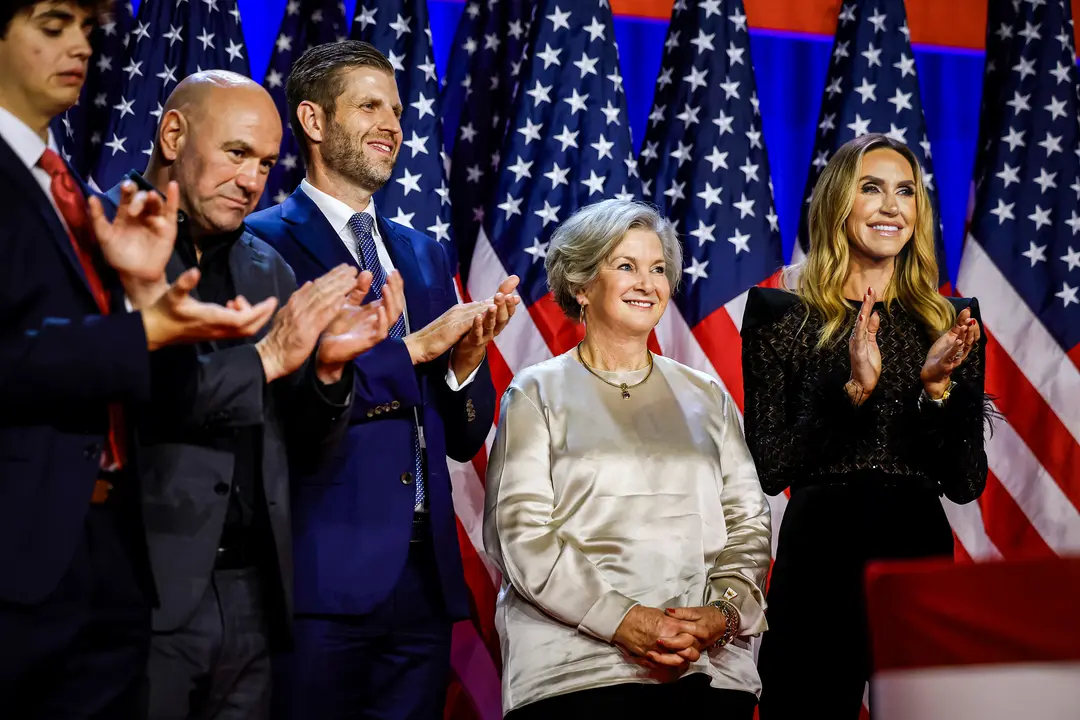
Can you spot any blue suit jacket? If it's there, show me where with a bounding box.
[0,135,153,605]
[246,187,494,620]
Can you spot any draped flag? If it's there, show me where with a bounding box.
[442,0,534,286]
[92,0,250,190]
[54,0,133,179]
[795,0,947,286]
[261,0,347,208]
[952,0,1080,562]
[639,0,784,411]
[467,0,640,359]
[439,4,536,717]
[350,0,452,258]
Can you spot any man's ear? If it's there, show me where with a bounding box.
[157,109,187,162]
[296,101,327,146]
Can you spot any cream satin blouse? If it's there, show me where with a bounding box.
[483,350,772,713]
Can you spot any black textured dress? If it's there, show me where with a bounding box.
[741,286,989,719]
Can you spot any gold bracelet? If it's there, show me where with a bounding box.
[919,379,955,408]
[937,379,955,401]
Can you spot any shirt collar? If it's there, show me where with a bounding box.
[0,105,60,171]
[300,178,378,237]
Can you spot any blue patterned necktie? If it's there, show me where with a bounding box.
[348,211,425,508]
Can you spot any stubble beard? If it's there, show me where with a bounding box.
[323,115,396,194]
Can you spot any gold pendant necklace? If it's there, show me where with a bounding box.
[576,343,654,399]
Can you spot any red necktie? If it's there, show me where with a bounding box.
[39,148,128,470]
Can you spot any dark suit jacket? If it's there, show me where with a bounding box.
[246,187,495,621]
[0,136,153,606]
[103,180,353,647]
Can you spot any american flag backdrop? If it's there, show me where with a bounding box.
[466,0,641,355]
[638,0,784,415]
[53,0,134,178]
[794,0,947,286]
[91,0,250,190]
[438,5,537,714]
[260,0,348,208]
[442,0,534,287]
[951,0,1080,561]
[349,0,453,255]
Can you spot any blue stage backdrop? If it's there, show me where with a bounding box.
[125,0,991,281]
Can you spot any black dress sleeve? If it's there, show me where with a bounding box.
[741,287,801,496]
[917,297,990,504]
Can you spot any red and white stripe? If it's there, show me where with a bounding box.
[866,556,1080,720]
[955,235,1080,560]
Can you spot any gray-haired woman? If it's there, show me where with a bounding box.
[483,199,771,719]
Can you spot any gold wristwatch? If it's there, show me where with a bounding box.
[708,599,740,649]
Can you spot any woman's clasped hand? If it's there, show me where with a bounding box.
[612,605,729,671]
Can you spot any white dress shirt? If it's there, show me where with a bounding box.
[0,105,68,230]
[299,179,479,390]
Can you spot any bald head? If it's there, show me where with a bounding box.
[147,70,283,238]
[162,70,275,125]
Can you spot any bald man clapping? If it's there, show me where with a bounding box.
[99,70,404,720]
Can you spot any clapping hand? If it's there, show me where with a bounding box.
[846,286,882,406]
[920,306,979,399]
[315,270,406,383]
[450,275,522,382]
[142,267,277,350]
[255,265,359,383]
[403,300,490,366]
[88,180,180,308]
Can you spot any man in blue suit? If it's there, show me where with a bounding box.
[0,2,276,718]
[246,40,519,719]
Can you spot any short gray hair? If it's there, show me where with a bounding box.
[545,199,683,320]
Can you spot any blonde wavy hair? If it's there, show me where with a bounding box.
[790,133,954,348]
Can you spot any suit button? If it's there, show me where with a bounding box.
[400,472,414,485]
[390,400,400,410]
[214,482,229,495]
[83,442,102,460]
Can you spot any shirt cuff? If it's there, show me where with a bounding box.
[312,362,353,406]
[577,590,639,643]
[707,577,767,637]
[445,350,483,391]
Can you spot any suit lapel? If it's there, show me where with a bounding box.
[0,135,94,300]
[164,252,191,293]
[378,215,431,329]
[281,187,360,272]
[279,186,432,327]
[230,233,275,341]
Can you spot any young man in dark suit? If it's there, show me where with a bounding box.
[245,41,519,719]
[0,3,277,718]
[102,69,405,720]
